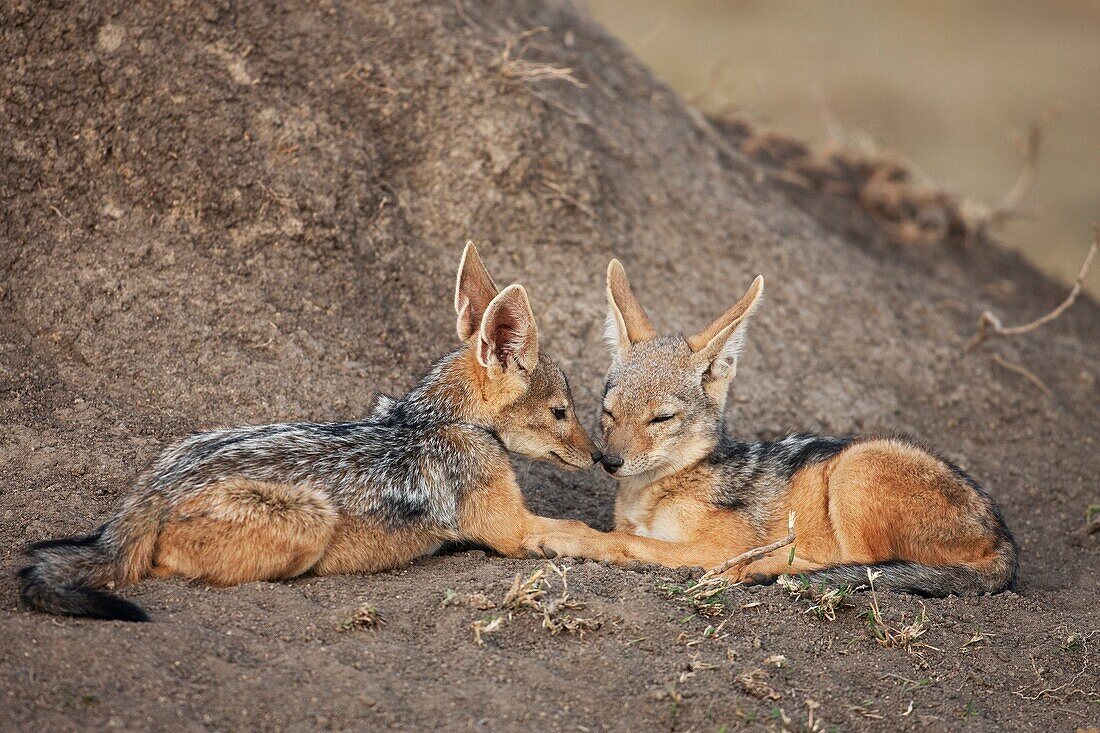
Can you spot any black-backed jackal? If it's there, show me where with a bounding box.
[20,244,602,620]
[531,261,1018,596]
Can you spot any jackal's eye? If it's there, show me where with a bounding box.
[602,408,614,421]
[551,407,567,420]
[649,413,676,425]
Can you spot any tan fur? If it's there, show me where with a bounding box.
[455,470,603,559]
[530,265,1015,595]
[685,275,763,353]
[106,492,168,586]
[314,517,448,575]
[821,440,1000,567]
[148,246,602,587]
[606,259,657,348]
[539,440,1008,584]
[152,479,337,586]
[92,245,602,599]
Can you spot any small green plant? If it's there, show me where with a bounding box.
[777,574,860,621]
[1086,504,1100,534]
[962,628,996,647]
[906,676,934,692]
[1061,632,1086,652]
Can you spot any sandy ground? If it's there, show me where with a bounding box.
[1,1,1097,731]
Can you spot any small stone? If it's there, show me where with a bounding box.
[96,24,125,54]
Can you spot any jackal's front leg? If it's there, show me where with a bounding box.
[526,528,731,570]
[456,472,597,558]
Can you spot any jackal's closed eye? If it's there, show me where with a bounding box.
[551,407,567,420]
[602,408,614,421]
[649,414,676,424]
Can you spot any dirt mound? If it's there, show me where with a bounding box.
[2,1,1097,731]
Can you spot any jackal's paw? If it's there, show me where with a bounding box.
[522,533,583,561]
[727,560,781,586]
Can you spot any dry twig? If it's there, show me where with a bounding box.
[968,225,1098,351]
[987,109,1060,227]
[701,510,796,580]
[989,353,1054,398]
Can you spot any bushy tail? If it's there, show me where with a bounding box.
[804,548,1017,597]
[19,493,165,621]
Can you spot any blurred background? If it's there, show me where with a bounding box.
[585,0,1100,295]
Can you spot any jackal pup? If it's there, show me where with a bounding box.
[20,244,601,621]
[533,261,1017,596]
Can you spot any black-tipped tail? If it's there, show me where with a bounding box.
[18,532,150,622]
[19,566,149,621]
[803,557,1016,597]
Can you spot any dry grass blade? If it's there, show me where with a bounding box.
[659,575,730,617]
[1013,630,1098,703]
[537,179,598,220]
[499,562,600,638]
[968,225,1098,351]
[701,510,796,580]
[537,563,601,635]
[498,27,585,88]
[471,563,601,644]
[503,564,547,613]
[471,616,504,646]
[861,570,932,653]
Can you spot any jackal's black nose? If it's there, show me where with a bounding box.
[600,454,623,474]
[590,450,603,465]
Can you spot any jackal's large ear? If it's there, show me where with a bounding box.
[605,259,656,362]
[688,275,764,382]
[455,241,500,341]
[477,284,539,374]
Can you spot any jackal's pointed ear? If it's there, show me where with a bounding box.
[689,275,764,382]
[605,259,657,362]
[455,241,500,341]
[477,284,539,373]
